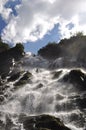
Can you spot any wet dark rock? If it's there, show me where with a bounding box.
[36,68,39,73]
[8,72,21,82]
[0,77,3,86]
[35,83,44,90]
[20,71,32,81]
[55,94,64,101]
[0,95,4,103]
[52,70,62,79]
[76,97,86,109]
[4,85,10,90]
[13,71,32,88]
[19,114,71,130]
[0,85,10,96]
[0,120,5,129]
[62,69,86,91]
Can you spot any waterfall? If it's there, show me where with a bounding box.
[0,53,86,130]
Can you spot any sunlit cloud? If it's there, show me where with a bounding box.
[0,0,86,44]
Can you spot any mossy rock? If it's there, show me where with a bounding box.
[19,114,71,130]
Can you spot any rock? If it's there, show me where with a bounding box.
[0,79,3,86]
[13,71,32,89]
[76,97,86,109]
[62,69,86,91]
[36,68,39,73]
[55,94,64,101]
[0,95,4,104]
[0,120,5,130]
[52,70,62,79]
[20,71,32,81]
[19,114,71,130]
[34,83,44,90]
[8,72,21,82]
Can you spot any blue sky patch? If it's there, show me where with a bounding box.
[4,0,21,16]
[66,23,74,30]
[24,24,60,54]
[0,15,7,34]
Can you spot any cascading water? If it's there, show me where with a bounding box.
[0,53,86,130]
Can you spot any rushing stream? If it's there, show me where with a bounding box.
[0,53,86,130]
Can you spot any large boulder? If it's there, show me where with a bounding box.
[62,69,86,91]
[0,114,71,130]
[19,114,71,130]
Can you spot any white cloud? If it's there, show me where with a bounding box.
[1,0,86,44]
[0,0,12,21]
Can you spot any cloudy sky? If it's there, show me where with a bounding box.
[0,0,86,53]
